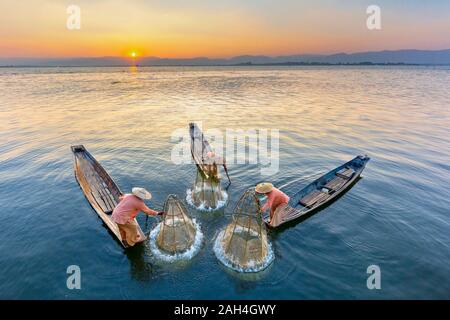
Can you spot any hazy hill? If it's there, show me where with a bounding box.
[1,49,449,67]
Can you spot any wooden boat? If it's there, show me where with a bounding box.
[264,155,370,228]
[71,145,146,248]
[189,122,230,183]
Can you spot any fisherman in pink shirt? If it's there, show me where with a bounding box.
[255,182,290,226]
[112,187,163,246]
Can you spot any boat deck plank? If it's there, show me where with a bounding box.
[336,167,355,179]
[324,176,348,191]
[324,176,347,191]
[299,190,329,207]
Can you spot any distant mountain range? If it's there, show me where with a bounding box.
[1,49,450,67]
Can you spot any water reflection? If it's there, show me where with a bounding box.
[219,259,274,294]
[125,244,154,283]
[129,65,138,74]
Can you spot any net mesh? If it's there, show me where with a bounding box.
[219,188,269,269]
[190,168,225,209]
[156,194,196,254]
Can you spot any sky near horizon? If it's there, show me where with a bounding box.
[1,0,449,59]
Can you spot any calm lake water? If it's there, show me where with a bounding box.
[0,66,449,299]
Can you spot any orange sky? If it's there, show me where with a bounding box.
[1,1,449,58]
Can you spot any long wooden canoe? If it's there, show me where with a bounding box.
[189,122,230,183]
[264,155,370,228]
[71,145,146,248]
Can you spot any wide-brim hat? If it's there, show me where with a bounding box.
[255,182,274,194]
[132,187,152,200]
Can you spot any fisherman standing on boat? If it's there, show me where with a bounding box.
[255,182,290,226]
[112,187,163,246]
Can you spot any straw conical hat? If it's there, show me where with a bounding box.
[132,187,152,200]
[255,182,274,194]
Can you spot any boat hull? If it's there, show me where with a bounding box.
[71,145,146,248]
[265,155,370,228]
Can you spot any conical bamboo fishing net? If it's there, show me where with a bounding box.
[156,194,196,254]
[190,168,226,210]
[219,188,270,270]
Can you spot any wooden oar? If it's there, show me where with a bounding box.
[223,162,231,187]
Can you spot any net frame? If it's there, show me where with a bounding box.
[221,188,268,268]
[190,168,225,209]
[157,194,196,254]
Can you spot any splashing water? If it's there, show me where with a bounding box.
[213,229,275,273]
[186,188,228,211]
[148,219,204,262]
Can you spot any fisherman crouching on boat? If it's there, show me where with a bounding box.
[255,182,290,226]
[112,187,163,246]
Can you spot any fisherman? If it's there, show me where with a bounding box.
[112,187,163,246]
[204,151,231,184]
[255,182,290,226]
[203,151,221,179]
